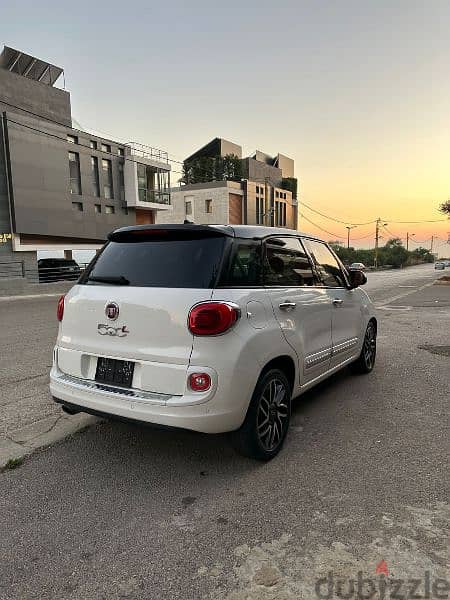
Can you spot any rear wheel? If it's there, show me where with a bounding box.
[350,321,377,374]
[231,369,291,461]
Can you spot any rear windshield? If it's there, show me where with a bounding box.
[81,235,226,288]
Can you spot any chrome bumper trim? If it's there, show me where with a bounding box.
[53,371,173,405]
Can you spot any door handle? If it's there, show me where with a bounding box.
[332,298,344,306]
[279,301,296,310]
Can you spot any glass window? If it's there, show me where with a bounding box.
[219,240,262,286]
[105,205,115,214]
[91,156,100,197]
[205,199,212,213]
[94,204,101,213]
[185,200,192,215]
[67,134,78,144]
[90,140,98,150]
[118,148,124,157]
[102,159,114,199]
[118,162,125,202]
[256,197,264,224]
[101,143,111,153]
[302,239,347,288]
[68,152,81,195]
[264,237,316,286]
[82,233,226,288]
[72,201,83,211]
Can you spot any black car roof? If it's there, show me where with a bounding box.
[109,224,322,242]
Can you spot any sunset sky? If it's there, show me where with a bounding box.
[2,0,449,252]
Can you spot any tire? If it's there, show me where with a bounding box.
[350,321,377,374]
[231,369,291,461]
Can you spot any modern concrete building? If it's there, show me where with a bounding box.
[0,45,172,278]
[157,138,297,229]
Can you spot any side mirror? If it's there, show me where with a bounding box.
[348,269,367,288]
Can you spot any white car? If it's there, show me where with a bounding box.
[349,262,366,271]
[434,262,445,270]
[50,225,377,460]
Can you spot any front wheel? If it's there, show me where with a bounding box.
[231,369,291,461]
[350,321,377,374]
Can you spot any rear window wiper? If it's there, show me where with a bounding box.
[87,275,130,285]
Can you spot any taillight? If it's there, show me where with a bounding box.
[189,372,212,392]
[188,302,240,336]
[57,295,65,322]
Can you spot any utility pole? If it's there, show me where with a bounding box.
[345,225,356,249]
[430,236,434,253]
[406,232,414,251]
[374,218,381,269]
[374,219,388,268]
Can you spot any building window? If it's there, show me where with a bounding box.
[102,159,114,199]
[94,204,101,213]
[256,197,264,225]
[101,143,111,153]
[118,148,124,157]
[118,162,125,202]
[91,156,100,197]
[68,152,82,195]
[283,203,287,226]
[276,191,279,198]
[90,140,98,150]
[185,200,192,215]
[105,205,115,214]
[67,134,78,144]
[256,186,260,194]
[205,199,212,213]
[72,201,83,211]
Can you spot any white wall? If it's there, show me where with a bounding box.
[156,186,231,225]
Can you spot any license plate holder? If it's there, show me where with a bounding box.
[95,357,135,388]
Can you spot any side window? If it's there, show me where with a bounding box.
[219,240,263,286]
[303,239,347,288]
[264,237,316,286]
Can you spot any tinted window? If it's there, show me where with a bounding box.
[219,240,262,286]
[303,239,346,287]
[82,235,226,288]
[264,237,316,286]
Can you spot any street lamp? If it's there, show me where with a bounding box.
[345,225,357,249]
[406,232,415,251]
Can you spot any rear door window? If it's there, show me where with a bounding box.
[264,237,316,286]
[81,232,226,288]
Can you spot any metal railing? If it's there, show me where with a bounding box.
[127,142,169,164]
[137,189,171,205]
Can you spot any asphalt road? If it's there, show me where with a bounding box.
[0,266,449,600]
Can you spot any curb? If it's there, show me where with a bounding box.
[0,413,99,471]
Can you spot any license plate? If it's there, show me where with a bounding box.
[95,357,135,388]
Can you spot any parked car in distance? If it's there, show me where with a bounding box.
[349,262,366,271]
[443,260,450,267]
[38,258,81,282]
[50,225,377,461]
[434,261,445,270]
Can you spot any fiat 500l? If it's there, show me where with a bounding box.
[50,224,377,460]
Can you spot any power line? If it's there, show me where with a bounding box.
[299,213,346,239]
[300,200,376,226]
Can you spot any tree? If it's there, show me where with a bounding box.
[439,199,450,216]
[381,238,409,268]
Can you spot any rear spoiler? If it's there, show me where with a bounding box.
[108,224,235,242]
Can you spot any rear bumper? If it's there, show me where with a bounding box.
[50,367,246,434]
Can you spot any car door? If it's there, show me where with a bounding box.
[264,236,333,385]
[302,239,363,368]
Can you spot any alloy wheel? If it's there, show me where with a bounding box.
[257,378,289,451]
[363,323,377,369]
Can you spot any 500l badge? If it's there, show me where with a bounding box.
[97,324,130,337]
